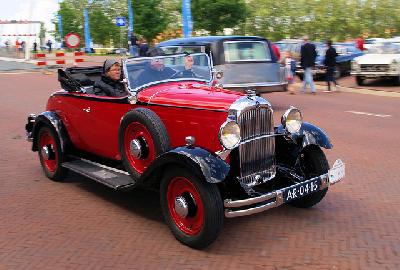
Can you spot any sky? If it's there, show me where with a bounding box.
[0,0,59,43]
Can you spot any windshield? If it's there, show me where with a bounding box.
[124,53,212,91]
[223,41,271,61]
[368,44,400,54]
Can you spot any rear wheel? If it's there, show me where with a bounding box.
[160,167,224,249]
[37,126,66,181]
[289,146,329,208]
[119,108,170,179]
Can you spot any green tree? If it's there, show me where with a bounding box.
[130,0,169,43]
[191,0,247,35]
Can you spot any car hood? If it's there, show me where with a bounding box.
[355,54,400,64]
[137,81,244,111]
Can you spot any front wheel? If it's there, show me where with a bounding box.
[356,76,364,86]
[160,167,224,249]
[289,146,329,208]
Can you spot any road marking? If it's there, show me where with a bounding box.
[345,111,392,118]
[0,71,41,75]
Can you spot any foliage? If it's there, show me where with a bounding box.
[53,0,400,47]
[191,0,247,35]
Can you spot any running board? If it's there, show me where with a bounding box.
[62,158,136,190]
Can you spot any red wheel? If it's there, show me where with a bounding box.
[119,108,170,180]
[167,176,205,235]
[123,122,156,174]
[161,167,223,249]
[37,126,66,181]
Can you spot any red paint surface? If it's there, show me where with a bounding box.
[46,82,240,161]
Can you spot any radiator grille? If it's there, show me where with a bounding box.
[237,106,276,186]
[360,64,389,72]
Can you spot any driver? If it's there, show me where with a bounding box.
[137,58,176,86]
[93,60,126,96]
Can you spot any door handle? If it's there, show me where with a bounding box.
[83,107,91,113]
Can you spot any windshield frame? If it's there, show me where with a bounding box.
[123,53,213,94]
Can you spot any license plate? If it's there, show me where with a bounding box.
[283,179,320,203]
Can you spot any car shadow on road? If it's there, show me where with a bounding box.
[63,171,164,223]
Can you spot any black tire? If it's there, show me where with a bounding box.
[119,108,170,179]
[289,146,329,208]
[356,76,364,86]
[160,167,224,249]
[37,126,67,181]
[392,76,400,86]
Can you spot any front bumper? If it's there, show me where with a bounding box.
[351,71,399,77]
[223,82,288,94]
[25,114,37,142]
[224,159,345,218]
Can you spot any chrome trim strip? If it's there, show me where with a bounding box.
[239,133,279,145]
[223,82,287,88]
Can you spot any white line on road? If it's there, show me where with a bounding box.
[345,111,392,118]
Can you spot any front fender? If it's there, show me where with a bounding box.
[31,111,69,153]
[276,122,333,149]
[141,146,230,184]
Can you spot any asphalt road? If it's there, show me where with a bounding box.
[0,71,399,269]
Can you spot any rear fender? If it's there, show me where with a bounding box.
[141,146,230,185]
[31,111,69,153]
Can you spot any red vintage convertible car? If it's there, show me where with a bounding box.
[26,53,345,249]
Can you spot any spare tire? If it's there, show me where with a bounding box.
[119,108,170,180]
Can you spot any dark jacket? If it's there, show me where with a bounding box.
[93,76,126,97]
[300,42,317,68]
[324,47,338,67]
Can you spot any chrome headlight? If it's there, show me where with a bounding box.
[281,107,303,134]
[219,120,241,149]
[351,61,359,70]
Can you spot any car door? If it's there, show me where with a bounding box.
[66,93,132,160]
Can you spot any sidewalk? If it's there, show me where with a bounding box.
[0,57,40,72]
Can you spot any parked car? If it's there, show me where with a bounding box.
[156,36,287,94]
[297,42,363,80]
[25,53,345,249]
[364,38,385,50]
[351,43,400,85]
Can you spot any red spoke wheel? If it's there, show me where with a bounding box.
[167,176,205,235]
[161,167,224,249]
[123,122,156,174]
[37,126,66,181]
[119,108,170,180]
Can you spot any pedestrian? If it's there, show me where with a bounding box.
[129,34,139,56]
[139,38,149,57]
[300,35,317,94]
[46,39,52,53]
[284,51,297,94]
[324,40,339,92]
[271,43,281,61]
[20,41,25,53]
[33,41,38,54]
[356,36,364,51]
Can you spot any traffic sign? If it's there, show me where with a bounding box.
[116,17,126,27]
[65,32,81,48]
